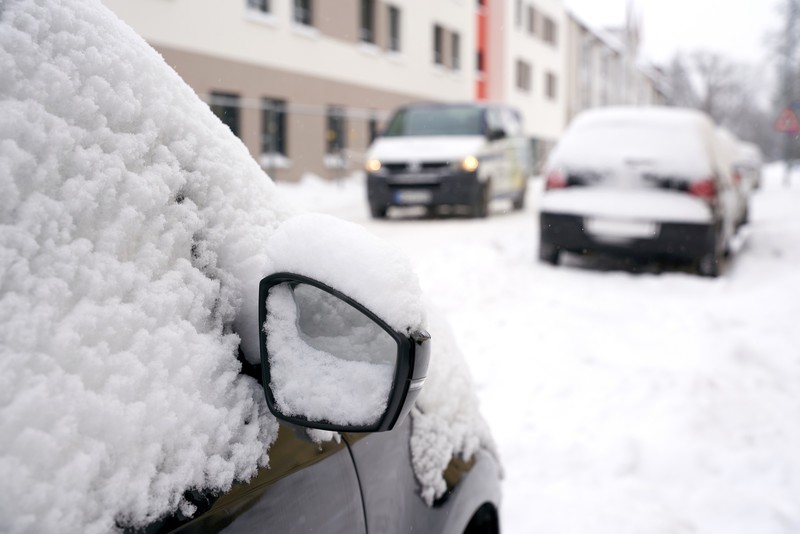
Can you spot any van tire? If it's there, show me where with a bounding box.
[370,204,387,219]
[471,182,489,218]
[539,241,560,265]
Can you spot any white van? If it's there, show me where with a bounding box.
[365,102,532,218]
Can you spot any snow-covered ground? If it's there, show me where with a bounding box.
[277,164,800,534]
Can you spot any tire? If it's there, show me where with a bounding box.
[471,182,490,218]
[370,204,387,219]
[539,241,560,265]
[697,238,722,278]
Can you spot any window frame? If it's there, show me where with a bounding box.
[433,24,444,65]
[293,0,313,26]
[209,91,241,138]
[246,0,269,13]
[360,0,375,44]
[387,4,401,52]
[261,97,288,156]
[326,106,347,155]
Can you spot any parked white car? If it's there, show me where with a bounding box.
[539,107,740,277]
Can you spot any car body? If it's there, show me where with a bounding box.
[735,141,764,191]
[365,102,532,218]
[716,127,751,227]
[539,107,740,276]
[0,1,501,532]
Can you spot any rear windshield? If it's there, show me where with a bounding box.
[551,120,714,178]
[383,105,485,137]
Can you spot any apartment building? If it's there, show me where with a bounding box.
[103,0,475,181]
[477,0,568,167]
[564,9,668,123]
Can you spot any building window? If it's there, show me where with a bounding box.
[451,32,461,70]
[246,0,269,13]
[526,5,536,35]
[360,0,375,43]
[476,50,485,73]
[433,24,444,65]
[515,0,522,28]
[546,71,558,100]
[326,106,347,154]
[261,98,287,155]
[209,92,240,138]
[516,60,531,92]
[293,0,313,26]
[543,16,557,45]
[388,5,401,51]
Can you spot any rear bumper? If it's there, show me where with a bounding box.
[540,212,716,261]
[367,171,481,209]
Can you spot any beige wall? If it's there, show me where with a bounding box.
[156,45,423,181]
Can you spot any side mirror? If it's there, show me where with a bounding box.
[258,272,430,433]
[487,128,506,141]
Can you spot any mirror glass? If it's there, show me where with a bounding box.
[264,282,398,427]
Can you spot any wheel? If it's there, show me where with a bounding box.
[539,241,560,265]
[696,238,723,277]
[369,204,387,219]
[471,182,489,218]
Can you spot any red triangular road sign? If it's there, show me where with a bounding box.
[775,107,800,133]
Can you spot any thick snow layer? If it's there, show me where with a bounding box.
[540,188,712,223]
[548,107,720,180]
[0,0,294,531]
[277,163,800,533]
[261,213,426,335]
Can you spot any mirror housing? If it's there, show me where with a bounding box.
[487,128,507,141]
[258,272,430,433]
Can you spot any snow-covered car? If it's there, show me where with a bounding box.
[539,107,740,277]
[0,1,501,533]
[716,127,751,228]
[365,102,532,218]
[736,141,764,191]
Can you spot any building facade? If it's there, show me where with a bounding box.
[103,0,476,181]
[478,0,568,168]
[564,8,669,124]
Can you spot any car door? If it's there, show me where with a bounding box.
[160,423,367,533]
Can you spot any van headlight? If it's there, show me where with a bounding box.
[460,156,479,172]
[365,159,382,173]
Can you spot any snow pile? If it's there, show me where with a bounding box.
[0,0,297,531]
[548,107,720,180]
[409,307,500,505]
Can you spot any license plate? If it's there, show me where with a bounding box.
[585,218,659,239]
[394,190,432,204]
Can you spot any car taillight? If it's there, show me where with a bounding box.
[689,178,717,202]
[732,170,742,186]
[545,169,567,190]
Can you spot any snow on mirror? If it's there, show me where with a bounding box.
[265,282,398,427]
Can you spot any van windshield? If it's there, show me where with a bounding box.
[383,106,485,137]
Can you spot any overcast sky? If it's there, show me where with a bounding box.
[564,0,782,66]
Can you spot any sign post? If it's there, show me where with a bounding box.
[775,102,800,187]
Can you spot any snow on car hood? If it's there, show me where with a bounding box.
[367,135,486,163]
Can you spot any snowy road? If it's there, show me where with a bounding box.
[277,165,800,534]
